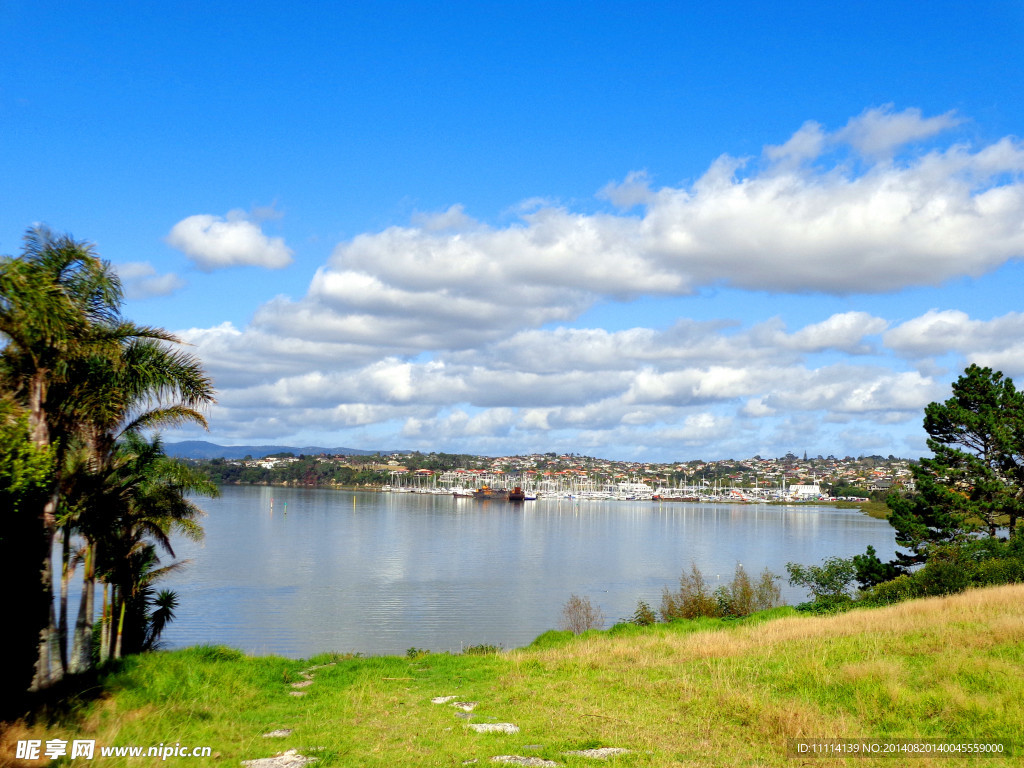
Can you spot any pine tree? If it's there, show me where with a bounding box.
[887,365,1024,567]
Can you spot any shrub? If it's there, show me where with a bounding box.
[629,599,657,626]
[786,557,858,601]
[715,565,755,618]
[858,540,1024,607]
[973,557,1024,586]
[916,551,972,596]
[661,563,784,620]
[753,567,783,611]
[661,563,718,620]
[658,564,783,621]
[794,594,855,614]
[861,574,921,606]
[463,643,502,655]
[560,594,605,634]
[852,545,901,589]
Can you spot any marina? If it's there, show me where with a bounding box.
[384,469,840,503]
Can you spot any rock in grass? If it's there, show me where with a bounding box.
[261,729,293,738]
[241,748,317,767]
[468,723,520,734]
[562,747,630,759]
[490,757,558,766]
[432,695,457,704]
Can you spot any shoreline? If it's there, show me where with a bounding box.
[209,480,891,517]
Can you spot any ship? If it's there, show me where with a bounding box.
[472,485,510,500]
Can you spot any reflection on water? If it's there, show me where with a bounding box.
[159,486,896,657]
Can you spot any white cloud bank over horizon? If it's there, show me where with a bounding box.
[169,107,1024,459]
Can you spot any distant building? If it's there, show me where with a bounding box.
[789,483,821,498]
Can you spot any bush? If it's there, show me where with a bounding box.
[463,643,502,655]
[560,594,605,634]
[662,563,783,620]
[629,599,657,626]
[661,563,718,620]
[715,565,755,618]
[753,567,784,612]
[861,574,922,606]
[794,594,855,614]
[973,557,1024,586]
[916,551,972,596]
[859,542,1024,607]
[786,557,858,601]
[852,545,901,589]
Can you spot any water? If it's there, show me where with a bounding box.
[157,485,897,657]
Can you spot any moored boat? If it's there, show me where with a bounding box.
[472,485,510,500]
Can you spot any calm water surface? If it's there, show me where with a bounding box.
[160,485,897,657]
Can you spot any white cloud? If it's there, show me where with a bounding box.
[181,303,939,458]
[410,204,476,231]
[764,120,827,166]
[833,105,963,158]
[598,169,655,209]
[248,107,1024,359]
[769,367,941,417]
[172,109,1024,459]
[167,210,293,271]
[741,397,775,418]
[116,261,186,299]
[788,312,888,354]
[885,309,1024,378]
[884,309,979,358]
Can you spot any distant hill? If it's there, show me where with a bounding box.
[165,441,403,460]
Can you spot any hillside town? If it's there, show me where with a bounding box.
[197,449,915,502]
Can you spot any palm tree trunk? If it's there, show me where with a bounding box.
[8,503,53,698]
[70,541,95,673]
[28,373,49,448]
[99,582,110,664]
[58,529,71,674]
[27,378,64,690]
[114,598,126,660]
[30,495,64,691]
[31,567,62,691]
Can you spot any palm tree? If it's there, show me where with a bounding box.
[1,227,215,690]
[91,432,216,661]
[145,588,180,651]
[65,336,215,673]
[0,228,123,691]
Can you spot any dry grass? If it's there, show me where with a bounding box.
[496,585,1024,766]
[0,721,51,768]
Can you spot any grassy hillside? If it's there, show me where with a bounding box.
[4,585,1022,767]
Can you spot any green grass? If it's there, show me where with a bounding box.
[830,500,891,518]
[5,586,1023,767]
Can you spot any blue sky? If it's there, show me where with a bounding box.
[4,1,1024,460]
